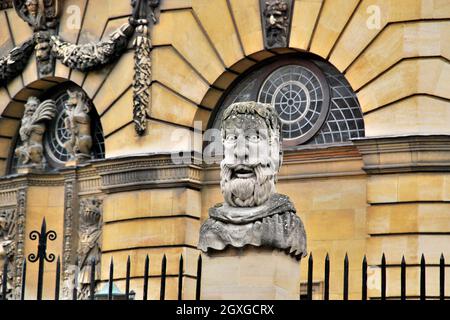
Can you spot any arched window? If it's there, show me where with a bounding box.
[211,55,364,148]
[8,83,105,173]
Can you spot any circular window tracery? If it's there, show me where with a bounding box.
[258,63,330,145]
[212,56,364,148]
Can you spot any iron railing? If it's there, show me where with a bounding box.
[0,219,202,301]
[0,218,449,300]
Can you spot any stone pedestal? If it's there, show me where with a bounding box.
[201,246,300,300]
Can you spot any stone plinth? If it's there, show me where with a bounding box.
[201,246,300,300]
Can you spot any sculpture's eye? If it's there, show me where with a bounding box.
[248,135,260,143]
[226,134,237,142]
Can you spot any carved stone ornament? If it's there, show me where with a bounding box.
[0,0,13,9]
[260,0,293,49]
[13,0,59,31]
[198,101,307,258]
[0,208,16,299]
[63,90,93,161]
[15,96,57,168]
[13,0,60,77]
[0,39,34,86]
[77,198,102,300]
[130,0,160,135]
[50,23,134,72]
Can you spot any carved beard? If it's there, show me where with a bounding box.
[221,163,276,207]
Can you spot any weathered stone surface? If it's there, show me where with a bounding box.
[201,247,300,300]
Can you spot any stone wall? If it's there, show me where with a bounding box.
[0,0,449,299]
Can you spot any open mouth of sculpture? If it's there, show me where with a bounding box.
[232,165,255,179]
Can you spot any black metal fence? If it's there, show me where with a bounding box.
[305,252,447,300]
[1,219,448,300]
[1,219,202,301]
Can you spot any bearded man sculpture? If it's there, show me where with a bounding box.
[198,101,306,258]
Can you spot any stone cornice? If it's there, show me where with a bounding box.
[353,135,450,174]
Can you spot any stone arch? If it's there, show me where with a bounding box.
[193,49,365,148]
[0,77,106,175]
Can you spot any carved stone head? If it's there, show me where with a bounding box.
[24,96,40,116]
[25,0,39,18]
[265,0,288,30]
[66,90,90,113]
[220,101,282,207]
[80,199,101,229]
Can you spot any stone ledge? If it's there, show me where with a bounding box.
[354,135,450,174]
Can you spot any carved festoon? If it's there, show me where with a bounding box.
[77,198,102,300]
[63,90,93,161]
[198,101,307,257]
[0,40,35,86]
[130,0,160,135]
[50,23,134,72]
[15,96,56,168]
[0,209,16,299]
[13,0,60,77]
[260,0,293,49]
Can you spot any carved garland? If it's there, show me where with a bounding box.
[0,40,35,86]
[2,0,162,137]
[131,0,160,135]
[50,23,135,72]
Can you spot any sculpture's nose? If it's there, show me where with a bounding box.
[269,15,276,25]
[234,135,248,162]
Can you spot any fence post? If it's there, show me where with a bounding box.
[324,254,329,301]
[307,253,313,300]
[196,254,202,301]
[126,256,131,300]
[381,253,386,301]
[1,258,7,300]
[440,253,445,301]
[343,253,349,301]
[178,255,183,301]
[108,258,114,301]
[420,254,426,301]
[90,258,96,300]
[362,255,367,301]
[21,260,26,300]
[55,256,60,300]
[160,254,167,300]
[143,255,149,301]
[400,256,406,301]
[27,218,57,300]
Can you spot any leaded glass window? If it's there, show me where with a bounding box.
[212,57,364,148]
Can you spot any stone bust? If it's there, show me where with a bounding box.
[198,101,307,258]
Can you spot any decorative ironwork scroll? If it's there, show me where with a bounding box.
[0,39,34,86]
[260,0,294,49]
[27,218,57,300]
[50,23,134,72]
[130,0,160,135]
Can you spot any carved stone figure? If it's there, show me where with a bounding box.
[63,90,93,161]
[50,23,134,72]
[198,101,306,257]
[77,198,102,300]
[0,39,34,86]
[261,0,293,49]
[0,209,16,299]
[13,0,59,77]
[13,0,59,31]
[15,96,56,168]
